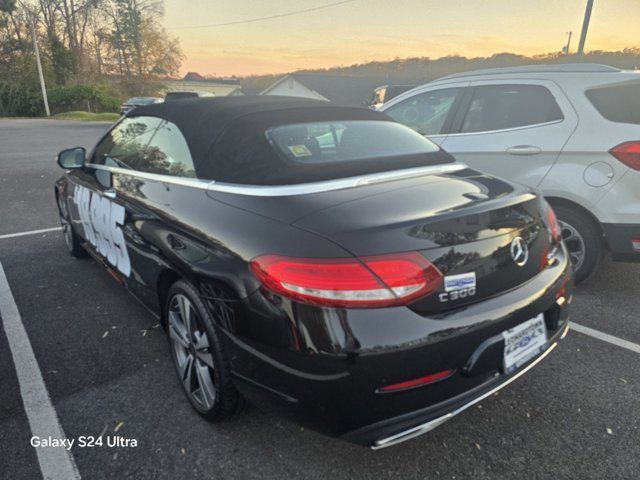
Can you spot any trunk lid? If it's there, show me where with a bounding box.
[292,170,552,311]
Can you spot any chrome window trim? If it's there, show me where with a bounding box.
[88,164,212,189]
[448,118,565,137]
[85,163,467,197]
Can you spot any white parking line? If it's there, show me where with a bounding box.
[0,227,62,240]
[570,322,640,355]
[0,262,81,480]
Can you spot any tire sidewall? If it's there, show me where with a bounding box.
[553,205,603,285]
[56,190,85,257]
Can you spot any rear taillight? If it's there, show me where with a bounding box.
[547,206,562,244]
[250,252,443,308]
[610,141,640,170]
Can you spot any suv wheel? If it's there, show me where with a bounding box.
[553,205,603,285]
[165,279,244,421]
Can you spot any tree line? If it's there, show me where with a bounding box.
[0,0,183,116]
[239,49,640,94]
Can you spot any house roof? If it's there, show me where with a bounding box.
[184,72,205,81]
[261,73,390,106]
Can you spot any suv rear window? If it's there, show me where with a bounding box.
[586,82,640,125]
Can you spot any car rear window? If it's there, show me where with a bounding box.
[268,120,439,165]
[586,82,640,125]
[206,119,453,186]
[165,92,198,101]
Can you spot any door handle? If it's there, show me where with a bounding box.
[104,189,117,199]
[506,145,541,155]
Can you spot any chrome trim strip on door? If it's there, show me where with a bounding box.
[86,163,466,197]
[443,119,564,138]
[88,164,213,189]
[371,339,561,450]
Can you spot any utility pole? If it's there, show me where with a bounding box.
[28,12,50,116]
[564,31,572,55]
[577,0,594,56]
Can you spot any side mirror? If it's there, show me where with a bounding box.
[57,147,86,169]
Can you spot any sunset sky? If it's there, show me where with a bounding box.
[163,0,640,76]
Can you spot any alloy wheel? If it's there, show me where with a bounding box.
[168,294,217,411]
[559,220,586,272]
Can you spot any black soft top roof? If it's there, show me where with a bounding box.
[128,96,452,185]
[130,95,388,165]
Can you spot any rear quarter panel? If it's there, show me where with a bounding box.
[540,75,640,223]
[62,168,354,314]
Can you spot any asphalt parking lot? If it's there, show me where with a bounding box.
[1,118,639,480]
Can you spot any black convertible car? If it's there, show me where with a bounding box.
[54,96,572,448]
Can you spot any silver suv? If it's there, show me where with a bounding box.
[380,64,640,283]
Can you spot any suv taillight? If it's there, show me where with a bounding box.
[250,252,443,308]
[610,142,640,170]
[547,206,562,244]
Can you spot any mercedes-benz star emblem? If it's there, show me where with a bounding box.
[510,237,529,267]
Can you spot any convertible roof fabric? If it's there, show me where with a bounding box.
[131,96,453,185]
[131,96,385,163]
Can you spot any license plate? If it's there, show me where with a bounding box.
[502,314,547,374]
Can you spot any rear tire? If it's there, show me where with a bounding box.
[553,205,603,285]
[56,191,86,258]
[165,279,244,421]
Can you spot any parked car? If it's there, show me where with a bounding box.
[164,90,215,101]
[54,96,572,448]
[380,64,640,283]
[368,84,416,109]
[119,96,163,115]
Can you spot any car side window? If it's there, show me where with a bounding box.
[92,116,162,169]
[384,88,459,136]
[139,121,196,177]
[460,84,563,133]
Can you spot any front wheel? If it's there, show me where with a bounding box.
[553,205,603,285]
[165,280,243,421]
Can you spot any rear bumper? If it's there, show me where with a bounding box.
[347,323,568,448]
[603,223,640,262]
[222,247,572,446]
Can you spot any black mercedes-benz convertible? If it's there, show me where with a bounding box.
[54,96,572,448]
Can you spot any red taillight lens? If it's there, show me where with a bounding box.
[547,206,562,244]
[250,252,443,308]
[378,369,455,393]
[610,141,640,170]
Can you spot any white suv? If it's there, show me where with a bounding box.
[380,64,640,283]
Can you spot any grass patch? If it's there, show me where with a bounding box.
[53,111,120,122]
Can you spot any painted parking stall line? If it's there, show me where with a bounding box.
[0,262,81,480]
[0,227,62,240]
[570,322,640,355]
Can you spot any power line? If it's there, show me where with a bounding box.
[172,0,357,30]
